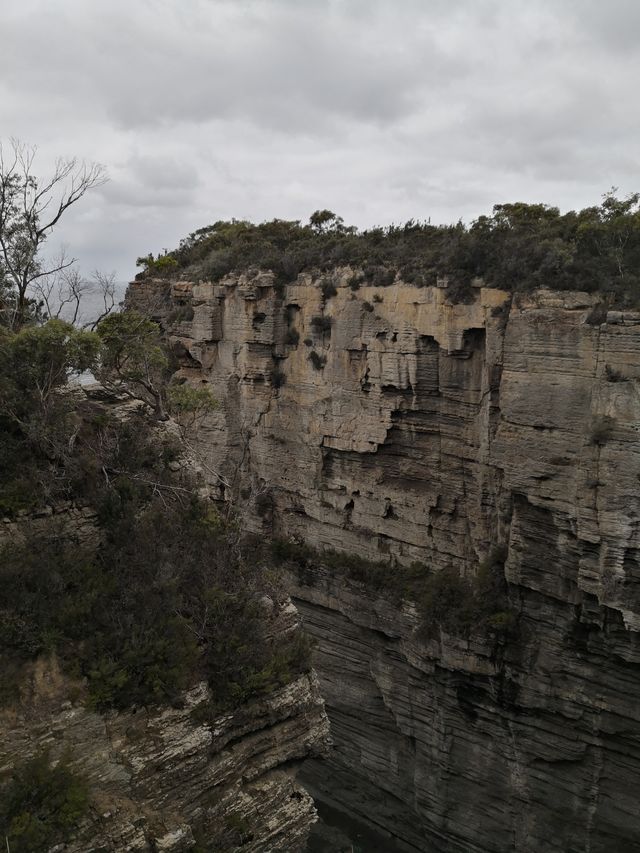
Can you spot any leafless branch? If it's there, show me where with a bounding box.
[0,137,108,328]
[88,270,118,329]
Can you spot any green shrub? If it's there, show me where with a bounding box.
[419,568,476,636]
[419,547,513,638]
[308,351,326,370]
[0,321,100,510]
[605,365,627,382]
[320,278,338,300]
[254,490,273,517]
[585,303,608,325]
[589,415,616,446]
[272,539,515,640]
[136,252,179,278]
[362,301,374,312]
[370,267,395,287]
[284,328,300,345]
[272,369,286,389]
[167,383,217,416]
[167,303,195,324]
[0,753,89,853]
[310,315,332,333]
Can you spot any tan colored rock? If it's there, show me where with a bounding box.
[138,271,640,851]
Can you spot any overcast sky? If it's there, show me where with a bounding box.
[2,0,639,280]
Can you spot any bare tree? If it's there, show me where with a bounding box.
[32,265,118,329]
[89,270,118,329]
[0,138,107,328]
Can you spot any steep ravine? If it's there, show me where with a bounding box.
[129,272,640,852]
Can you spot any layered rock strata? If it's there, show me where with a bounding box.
[128,272,640,852]
[0,647,329,851]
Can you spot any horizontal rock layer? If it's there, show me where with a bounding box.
[0,655,329,852]
[128,272,640,852]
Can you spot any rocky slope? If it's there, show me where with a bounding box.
[0,612,329,852]
[128,271,640,852]
[0,426,330,851]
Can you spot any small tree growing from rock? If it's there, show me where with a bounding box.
[96,311,171,420]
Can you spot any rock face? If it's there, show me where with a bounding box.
[128,272,640,852]
[0,655,329,852]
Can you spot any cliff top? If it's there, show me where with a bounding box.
[136,192,640,305]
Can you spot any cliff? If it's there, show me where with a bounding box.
[128,271,640,852]
[0,657,328,852]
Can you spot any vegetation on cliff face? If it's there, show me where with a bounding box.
[0,316,310,712]
[272,540,515,640]
[137,192,640,304]
[0,753,89,853]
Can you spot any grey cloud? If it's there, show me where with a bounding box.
[1,0,457,133]
[2,0,640,279]
[99,154,199,208]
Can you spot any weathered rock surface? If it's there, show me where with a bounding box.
[128,272,640,852]
[0,655,329,852]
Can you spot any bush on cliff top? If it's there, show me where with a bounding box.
[140,192,640,305]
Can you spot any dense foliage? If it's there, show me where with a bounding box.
[0,753,89,853]
[0,320,100,514]
[96,310,173,420]
[272,539,514,640]
[1,493,308,711]
[137,193,640,304]
[0,320,309,711]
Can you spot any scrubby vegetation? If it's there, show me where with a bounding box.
[0,319,310,712]
[0,752,89,853]
[308,351,327,370]
[139,192,640,305]
[320,278,338,300]
[310,314,333,333]
[272,539,515,640]
[1,495,309,711]
[284,328,300,345]
[419,549,516,639]
[589,415,616,446]
[272,368,286,389]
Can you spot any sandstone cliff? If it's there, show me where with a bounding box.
[128,271,640,853]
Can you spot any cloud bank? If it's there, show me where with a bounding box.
[2,0,639,278]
